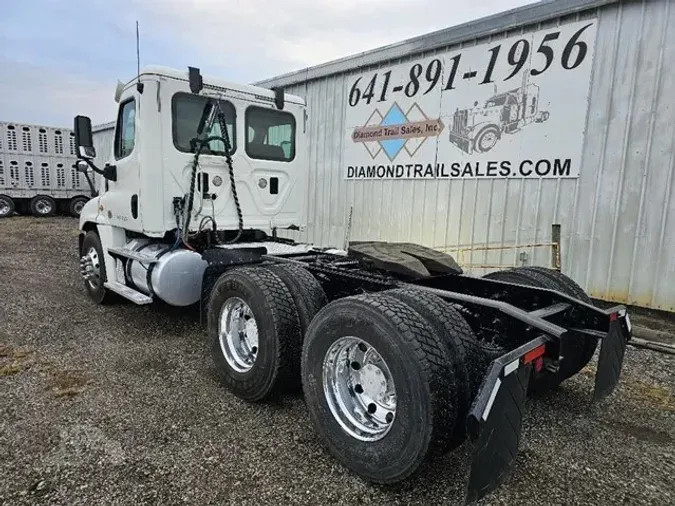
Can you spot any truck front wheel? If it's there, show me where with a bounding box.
[80,230,113,304]
[208,267,301,402]
[474,125,500,153]
[301,293,457,484]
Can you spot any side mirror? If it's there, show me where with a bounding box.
[74,115,96,159]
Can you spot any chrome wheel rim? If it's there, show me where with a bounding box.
[35,199,52,214]
[219,297,259,373]
[80,247,101,289]
[480,131,497,150]
[0,200,9,216]
[73,200,85,215]
[323,336,397,442]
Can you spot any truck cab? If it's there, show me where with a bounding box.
[78,65,308,238]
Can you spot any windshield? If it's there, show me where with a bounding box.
[172,93,236,155]
[485,95,508,107]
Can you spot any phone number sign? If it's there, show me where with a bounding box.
[344,20,598,179]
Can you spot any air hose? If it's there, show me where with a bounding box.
[184,105,243,246]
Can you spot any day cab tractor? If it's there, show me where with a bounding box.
[73,65,631,504]
[449,82,550,155]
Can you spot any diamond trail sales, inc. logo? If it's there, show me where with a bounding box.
[351,102,445,161]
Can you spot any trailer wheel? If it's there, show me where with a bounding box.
[30,195,56,217]
[208,267,301,402]
[384,288,470,449]
[264,263,327,338]
[301,293,456,484]
[474,125,500,153]
[69,197,89,218]
[0,195,14,218]
[483,266,598,390]
[80,230,114,304]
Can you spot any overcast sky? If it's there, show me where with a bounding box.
[0,0,534,127]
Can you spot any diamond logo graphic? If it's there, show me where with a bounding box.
[379,103,408,160]
[351,102,445,161]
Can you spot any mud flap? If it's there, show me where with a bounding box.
[593,318,629,402]
[464,364,532,505]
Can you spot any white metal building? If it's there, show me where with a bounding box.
[93,0,675,312]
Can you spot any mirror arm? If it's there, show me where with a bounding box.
[83,171,98,198]
[78,157,117,182]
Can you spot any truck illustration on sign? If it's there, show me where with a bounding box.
[449,81,550,155]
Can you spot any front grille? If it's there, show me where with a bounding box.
[452,110,468,134]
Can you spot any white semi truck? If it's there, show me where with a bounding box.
[73,65,632,504]
[0,121,95,218]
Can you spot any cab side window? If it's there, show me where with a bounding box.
[245,106,295,162]
[115,99,136,159]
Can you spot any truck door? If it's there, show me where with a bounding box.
[101,95,142,230]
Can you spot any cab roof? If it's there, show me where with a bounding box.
[124,65,306,106]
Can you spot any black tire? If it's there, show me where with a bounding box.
[474,125,500,153]
[69,197,89,218]
[301,293,457,484]
[0,195,14,218]
[483,266,598,389]
[208,267,301,402]
[30,195,56,217]
[264,263,327,337]
[80,230,113,305]
[384,288,471,448]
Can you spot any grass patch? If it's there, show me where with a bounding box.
[0,345,34,376]
[0,361,23,376]
[626,380,675,412]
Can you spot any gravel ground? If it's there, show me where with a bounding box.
[1,216,674,506]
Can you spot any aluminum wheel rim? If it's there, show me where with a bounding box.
[81,247,101,289]
[323,336,397,442]
[35,199,52,214]
[219,297,259,373]
[480,131,497,150]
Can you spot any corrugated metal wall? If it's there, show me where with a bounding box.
[263,0,675,312]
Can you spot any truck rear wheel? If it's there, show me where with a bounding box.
[384,288,470,449]
[208,267,301,402]
[483,266,598,390]
[264,263,327,338]
[301,293,457,484]
[69,197,89,217]
[30,195,56,217]
[0,195,14,218]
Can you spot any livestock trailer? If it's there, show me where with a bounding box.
[0,121,96,218]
